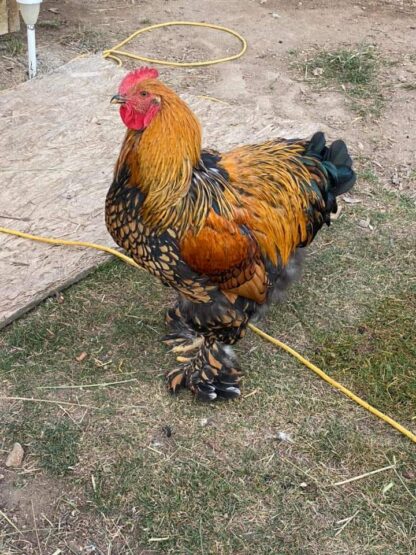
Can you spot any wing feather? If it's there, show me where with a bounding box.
[180,210,267,303]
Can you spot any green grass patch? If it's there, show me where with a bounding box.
[5,414,80,476]
[313,296,416,419]
[0,34,24,56]
[38,20,63,30]
[358,166,379,184]
[37,419,81,476]
[290,44,385,118]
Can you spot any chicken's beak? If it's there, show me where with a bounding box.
[110,94,126,105]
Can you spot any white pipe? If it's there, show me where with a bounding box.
[27,24,37,79]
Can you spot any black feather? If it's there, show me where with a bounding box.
[308,132,356,197]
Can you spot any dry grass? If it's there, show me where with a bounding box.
[1,168,415,553]
[290,44,386,118]
[0,35,24,57]
[59,26,108,54]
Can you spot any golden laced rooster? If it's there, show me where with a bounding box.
[106,67,356,401]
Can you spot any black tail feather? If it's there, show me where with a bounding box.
[324,139,353,168]
[307,132,356,197]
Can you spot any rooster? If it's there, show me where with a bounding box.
[106,67,356,401]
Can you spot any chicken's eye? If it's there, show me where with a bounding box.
[140,90,149,97]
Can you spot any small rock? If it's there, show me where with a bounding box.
[6,442,24,467]
[312,67,324,76]
[402,469,415,480]
[358,218,373,230]
[343,195,362,204]
[200,417,216,428]
[272,12,281,18]
[276,431,294,443]
[152,441,163,449]
[84,544,99,554]
[0,474,5,480]
[299,482,308,488]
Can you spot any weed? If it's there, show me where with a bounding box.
[291,44,385,118]
[60,27,107,53]
[36,420,81,476]
[358,167,379,184]
[313,296,416,419]
[38,20,62,30]
[0,35,24,56]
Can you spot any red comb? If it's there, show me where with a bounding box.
[119,67,159,95]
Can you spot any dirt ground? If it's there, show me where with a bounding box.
[1,1,416,554]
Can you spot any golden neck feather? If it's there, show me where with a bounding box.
[119,83,202,230]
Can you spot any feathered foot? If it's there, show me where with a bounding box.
[166,340,243,401]
[163,306,204,354]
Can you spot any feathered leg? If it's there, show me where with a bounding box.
[163,305,204,354]
[166,338,243,400]
[163,251,304,399]
[163,294,251,400]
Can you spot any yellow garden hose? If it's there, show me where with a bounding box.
[103,21,247,68]
[0,226,139,269]
[0,225,415,444]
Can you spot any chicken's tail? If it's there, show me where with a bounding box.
[306,131,356,198]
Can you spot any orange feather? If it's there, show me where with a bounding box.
[180,210,267,303]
